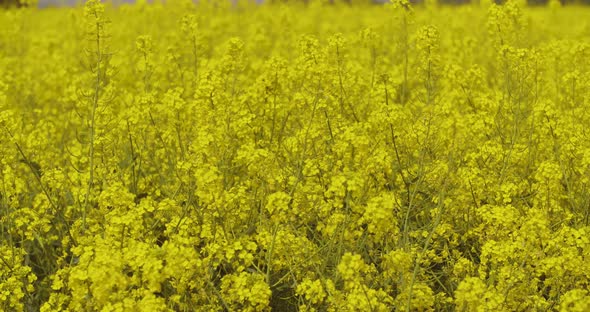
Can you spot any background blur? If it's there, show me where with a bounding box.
[2,0,590,9]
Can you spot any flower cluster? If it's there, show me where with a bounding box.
[1,0,590,310]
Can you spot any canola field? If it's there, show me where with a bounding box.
[1,0,590,310]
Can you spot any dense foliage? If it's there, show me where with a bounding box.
[1,0,590,310]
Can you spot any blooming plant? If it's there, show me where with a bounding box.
[1,0,590,310]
